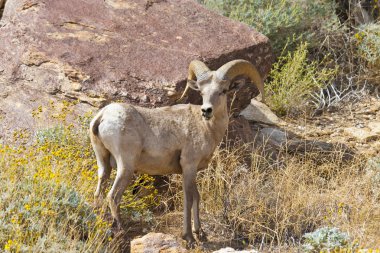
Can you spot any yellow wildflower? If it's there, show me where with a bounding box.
[24,204,31,211]
[4,240,13,251]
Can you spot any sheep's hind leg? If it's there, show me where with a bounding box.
[107,156,134,231]
[93,142,112,208]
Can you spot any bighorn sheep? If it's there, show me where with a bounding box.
[89,59,264,245]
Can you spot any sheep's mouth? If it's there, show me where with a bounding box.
[202,113,212,120]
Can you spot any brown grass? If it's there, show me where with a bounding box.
[158,143,380,251]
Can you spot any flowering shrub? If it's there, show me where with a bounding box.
[0,101,158,252]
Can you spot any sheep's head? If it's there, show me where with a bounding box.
[180,59,265,120]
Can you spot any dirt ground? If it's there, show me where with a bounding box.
[286,94,380,157]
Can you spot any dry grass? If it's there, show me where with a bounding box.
[1,101,379,252]
[159,143,380,251]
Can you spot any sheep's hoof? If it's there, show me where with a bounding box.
[195,229,208,242]
[111,219,124,232]
[93,201,109,212]
[182,233,196,249]
[93,198,102,209]
[106,226,125,240]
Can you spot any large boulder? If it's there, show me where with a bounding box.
[240,99,283,125]
[0,0,273,141]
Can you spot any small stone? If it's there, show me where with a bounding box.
[167,90,176,97]
[213,247,259,253]
[141,94,150,103]
[356,123,365,128]
[119,91,129,97]
[0,92,9,98]
[71,82,82,91]
[327,106,337,113]
[369,104,380,113]
[298,125,305,131]
[369,122,380,134]
[131,94,140,101]
[362,115,372,120]
[130,233,186,253]
[344,127,378,142]
[47,87,60,95]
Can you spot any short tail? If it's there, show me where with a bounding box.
[90,110,103,136]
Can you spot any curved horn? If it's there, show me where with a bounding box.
[178,60,210,101]
[178,84,190,101]
[187,60,210,81]
[216,60,265,102]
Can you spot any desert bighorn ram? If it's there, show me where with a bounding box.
[89,59,264,245]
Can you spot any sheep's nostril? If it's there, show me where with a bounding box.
[202,108,212,114]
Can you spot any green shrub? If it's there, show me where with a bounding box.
[265,42,337,115]
[355,23,380,64]
[302,227,357,253]
[201,0,337,54]
[354,23,380,83]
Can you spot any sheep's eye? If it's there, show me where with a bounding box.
[220,89,227,95]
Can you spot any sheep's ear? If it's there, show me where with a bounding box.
[228,78,245,93]
[187,80,199,91]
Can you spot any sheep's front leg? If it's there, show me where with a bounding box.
[182,168,197,246]
[192,185,207,242]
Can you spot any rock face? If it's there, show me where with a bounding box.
[0,0,273,140]
[130,232,186,253]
